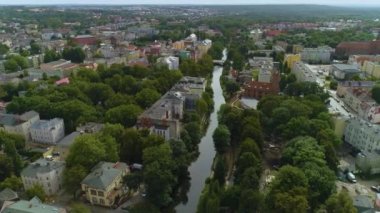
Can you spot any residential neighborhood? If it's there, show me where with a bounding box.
[0,3,380,213]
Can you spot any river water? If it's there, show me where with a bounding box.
[175,50,227,213]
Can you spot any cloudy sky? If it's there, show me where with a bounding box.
[2,0,380,5]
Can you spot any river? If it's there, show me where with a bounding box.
[175,50,227,213]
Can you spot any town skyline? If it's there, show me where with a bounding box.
[1,0,380,6]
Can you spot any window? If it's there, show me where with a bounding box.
[92,197,97,204]
[98,191,104,197]
[91,189,97,195]
[48,183,51,187]
[99,199,105,205]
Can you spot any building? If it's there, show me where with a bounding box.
[344,118,380,153]
[336,81,375,97]
[137,76,206,140]
[21,158,65,196]
[1,197,66,213]
[196,39,212,58]
[300,46,333,64]
[177,76,207,96]
[73,35,97,46]
[172,40,185,50]
[81,162,129,207]
[292,44,304,54]
[137,91,184,140]
[331,64,361,80]
[76,122,104,133]
[157,56,179,70]
[291,61,317,82]
[30,118,65,144]
[348,55,380,69]
[248,57,273,69]
[0,111,40,140]
[362,61,380,78]
[249,29,263,40]
[336,40,380,58]
[244,65,281,99]
[284,54,301,69]
[40,59,78,77]
[0,188,18,209]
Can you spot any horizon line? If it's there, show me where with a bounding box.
[0,3,380,6]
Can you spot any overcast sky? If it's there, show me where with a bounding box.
[2,0,380,6]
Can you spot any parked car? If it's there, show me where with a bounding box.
[347,172,357,183]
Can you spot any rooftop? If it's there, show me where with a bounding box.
[57,132,80,148]
[0,188,18,202]
[30,118,63,130]
[2,197,65,213]
[0,111,39,127]
[21,158,65,178]
[332,64,360,73]
[81,161,128,190]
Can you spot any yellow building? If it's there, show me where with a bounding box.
[81,162,129,207]
[126,50,140,62]
[292,44,304,54]
[172,40,185,50]
[284,54,301,69]
[362,61,380,79]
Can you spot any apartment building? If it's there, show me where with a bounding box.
[29,118,65,144]
[21,158,65,196]
[0,111,40,140]
[291,61,317,82]
[81,162,129,207]
[301,46,333,64]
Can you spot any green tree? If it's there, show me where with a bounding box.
[213,125,231,153]
[0,43,9,55]
[69,203,91,213]
[66,135,106,168]
[324,192,357,213]
[120,128,143,163]
[62,47,86,63]
[4,59,19,72]
[63,165,88,196]
[238,190,263,213]
[239,138,261,159]
[135,88,161,109]
[214,157,226,185]
[0,175,23,191]
[105,104,142,127]
[129,201,160,213]
[266,165,309,213]
[123,173,142,192]
[30,40,41,55]
[143,143,175,207]
[372,86,380,104]
[85,83,114,105]
[282,136,326,167]
[44,49,61,63]
[235,152,261,181]
[26,184,46,201]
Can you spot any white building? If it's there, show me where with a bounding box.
[344,118,380,153]
[21,158,65,196]
[30,118,65,144]
[249,29,263,40]
[301,46,334,64]
[157,56,179,70]
[0,111,40,140]
[291,61,317,82]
